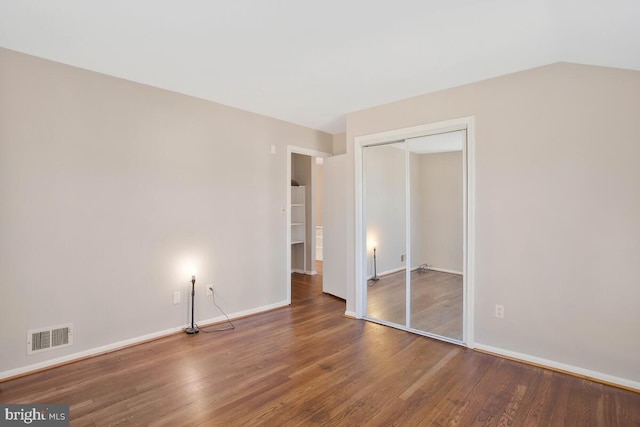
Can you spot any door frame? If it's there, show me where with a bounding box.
[286,145,331,305]
[354,116,476,347]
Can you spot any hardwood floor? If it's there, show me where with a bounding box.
[2,268,639,426]
[367,269,463,340]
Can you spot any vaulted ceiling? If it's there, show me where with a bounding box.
[1,0,638,134]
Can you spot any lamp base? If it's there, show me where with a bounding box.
[185,327,199,334]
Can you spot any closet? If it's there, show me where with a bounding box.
[362,130,467,343]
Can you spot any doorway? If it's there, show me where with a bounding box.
[355,117,475,346]
[286,146,331,305]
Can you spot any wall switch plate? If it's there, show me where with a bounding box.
[495,304,504,318]
[173,292,181,305]
[270,145,276,155]
[206,285,213,296]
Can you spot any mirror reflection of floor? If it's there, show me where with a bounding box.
[367,269,463,341]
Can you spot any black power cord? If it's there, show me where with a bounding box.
[196,287,235,333]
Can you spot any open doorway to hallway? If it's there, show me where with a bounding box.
[288,149,326,303]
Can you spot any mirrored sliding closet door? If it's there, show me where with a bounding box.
[363,130,466,343]
[364,141,407,327]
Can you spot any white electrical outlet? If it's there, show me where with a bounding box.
[173,292,181,305]
[207,285,213,296]
[495,304,504,318]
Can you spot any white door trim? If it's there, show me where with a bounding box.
[354,116,476,348]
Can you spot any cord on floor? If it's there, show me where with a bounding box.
[196,291,235,333]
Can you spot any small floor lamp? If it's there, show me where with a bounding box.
[372,243,380,282]
[185,272,199,334]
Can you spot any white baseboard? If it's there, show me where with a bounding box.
[367,266,405,280]
[197,300,288,327]
[426,267,463,275]
[0,326,182,381]
[380,266,406,276]
[474,343,640,392]
[292,269,317,275]
[406,265,464,275]
[0,300,290,381]
[292,270,317,275]
[368,266,463,280]
[344,310,357,319]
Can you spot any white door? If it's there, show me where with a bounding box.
[322,155,347,299]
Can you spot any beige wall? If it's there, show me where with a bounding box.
[362,147,463,276]
[415,151,463,273]
[0,48,332,375]
[333,132,347,155]
[363,144,406,276]
[346,62,640,384]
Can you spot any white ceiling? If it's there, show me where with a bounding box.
[1,0,639,134]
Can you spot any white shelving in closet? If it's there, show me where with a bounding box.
[291,185,306,273]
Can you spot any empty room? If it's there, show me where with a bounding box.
[1,1,639,425]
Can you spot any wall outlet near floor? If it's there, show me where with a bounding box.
[400,254,406,263]
[495,304,504,319]
[207,285,213,297]
[173,292,181,305]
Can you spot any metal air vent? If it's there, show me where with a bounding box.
[27,324,73,355]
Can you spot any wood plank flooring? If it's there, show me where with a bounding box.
[367,269,463,340]
[1,268,638,426]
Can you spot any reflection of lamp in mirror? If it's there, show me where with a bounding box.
[371,242,380,283]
